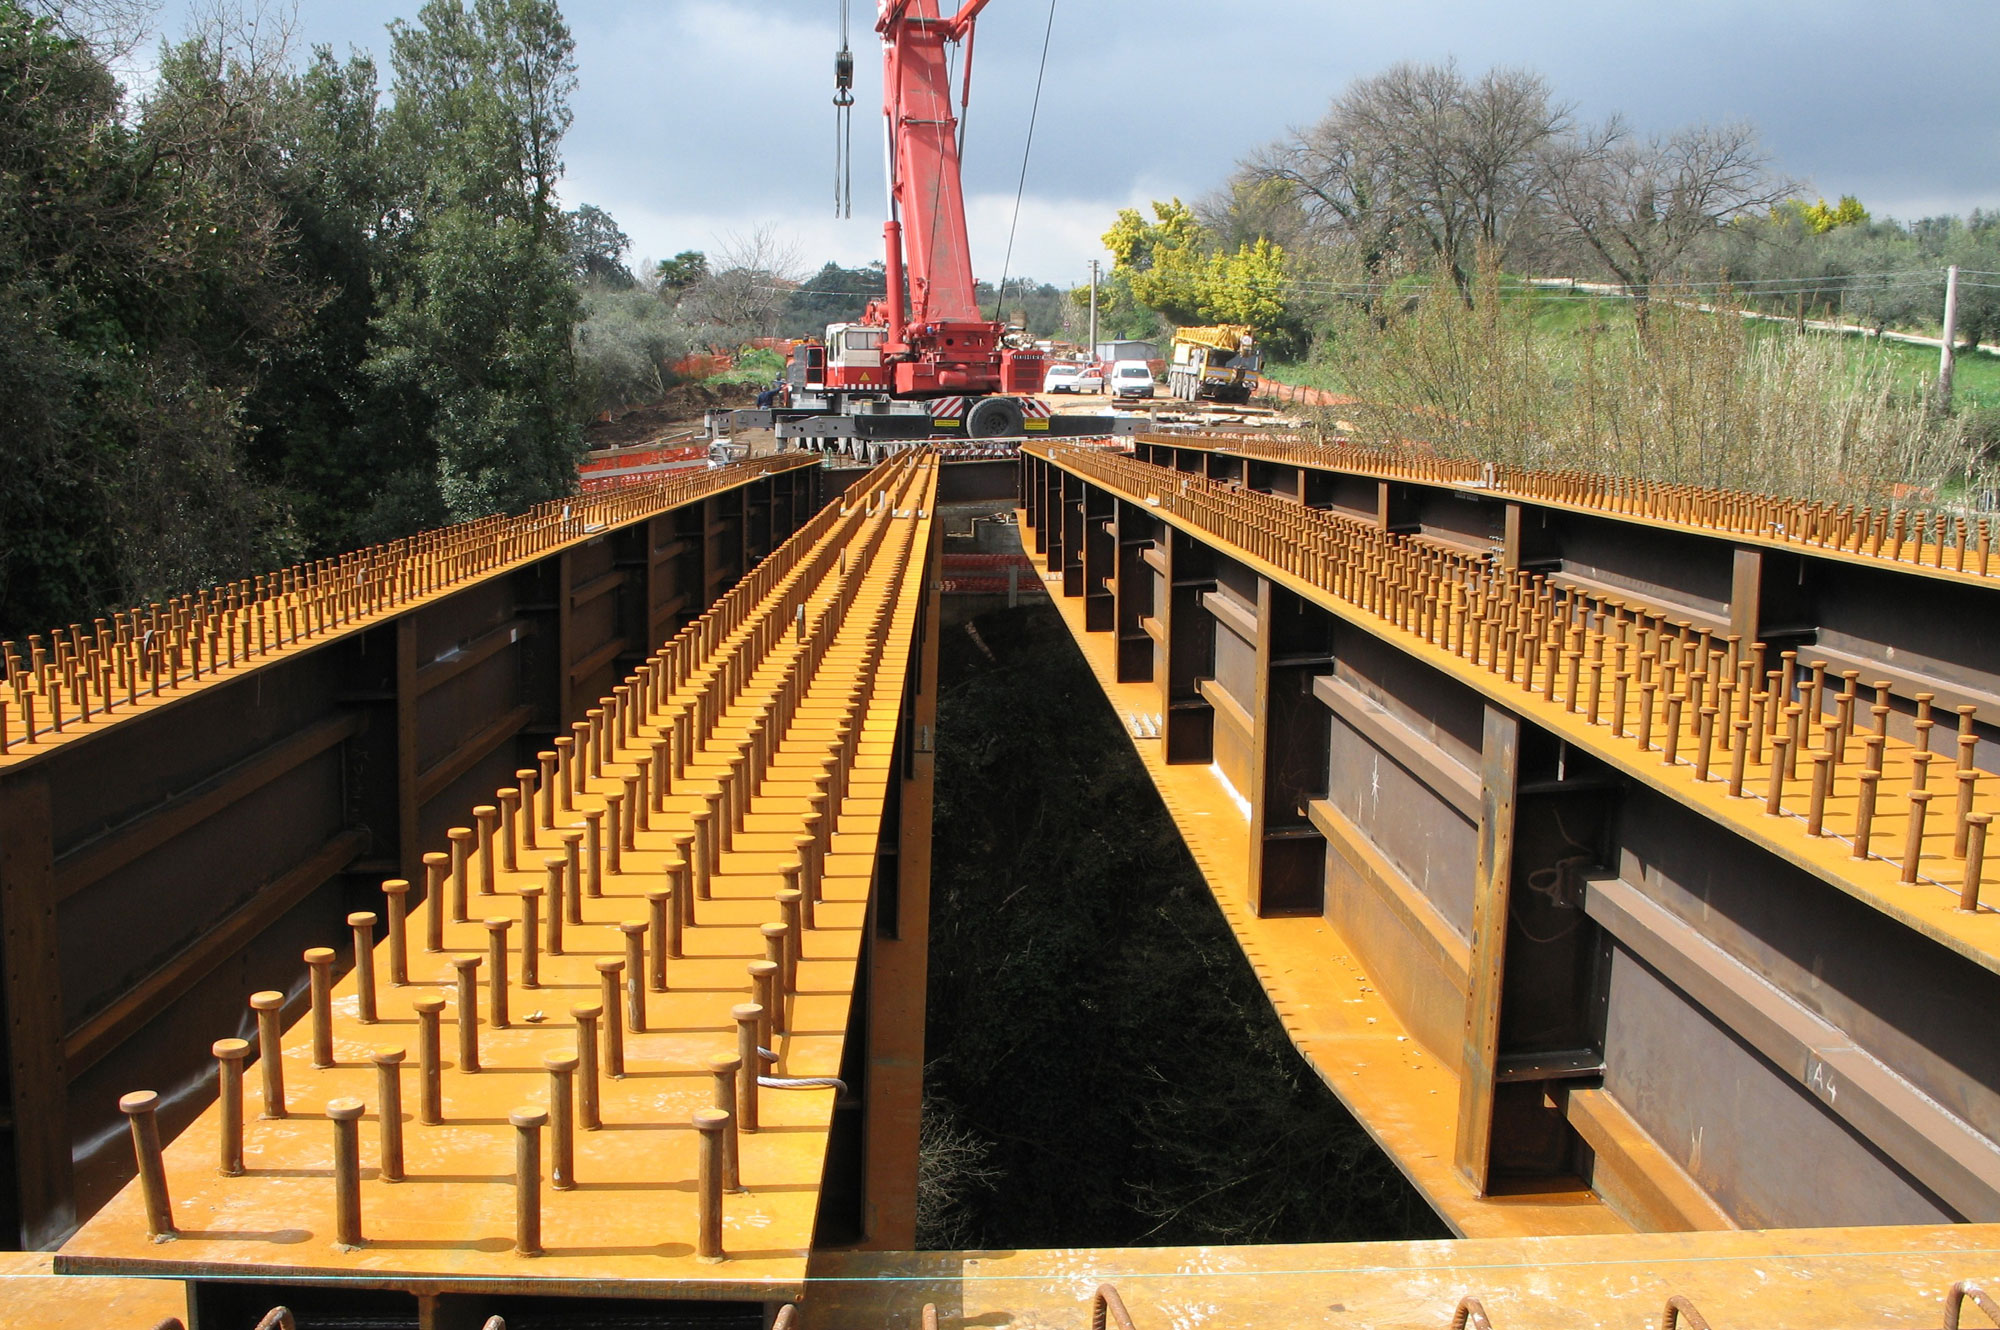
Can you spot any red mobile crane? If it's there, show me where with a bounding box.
[722,0,1131,446]
[866,0,1038,404]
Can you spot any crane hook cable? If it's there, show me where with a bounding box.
[991,0,1058,325]
[835,0,854,216]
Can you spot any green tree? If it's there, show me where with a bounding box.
[1104,198,1206,322]
[654,249,708,296]
[2,0,604,638]
[1102,198,1296,341]
[567,202,634,287]
[0,5,127,631]
[0,2,313,634]
[241,45,436,554]
[780,260,884,338]
[372,0,583,521]
[575,285,691,415]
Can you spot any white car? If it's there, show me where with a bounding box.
[1109,359,1154,400]
[1043,362,1103,393]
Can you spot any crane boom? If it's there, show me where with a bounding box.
[863,0,1042,399]
[878,0,980,326]
[715,0,1145,444]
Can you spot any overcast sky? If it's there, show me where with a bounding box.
[158,1,2000,286]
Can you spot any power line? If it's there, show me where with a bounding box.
[1254,269,1952,294]
[990,0,1057,323]
[755,273,1960,305]
[1102,265,1962,302]
[1163,279,1942,303]
[1076,263,1959,297]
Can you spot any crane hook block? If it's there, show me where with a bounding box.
[834,48,854,104]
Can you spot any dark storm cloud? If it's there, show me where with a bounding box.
[163,1,2000,277]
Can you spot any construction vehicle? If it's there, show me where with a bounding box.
[1166,324,1261,404]
[717,0,1132,446]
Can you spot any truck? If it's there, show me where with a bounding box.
[1094,339,1160,371]
[1166,325,1262,404]
[717,0,1132,446]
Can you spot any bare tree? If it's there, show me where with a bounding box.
[1250,61,1568,299]
[678,223,806,341]
[1245,97,1402,278]
[1195,170,1313,254]
[25,0,163,64]
[1543,118,1797,321]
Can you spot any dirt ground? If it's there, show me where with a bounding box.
[583,380,759,451]
[583,376,1306,462]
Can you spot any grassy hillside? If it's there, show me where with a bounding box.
[1272,290,2000,411]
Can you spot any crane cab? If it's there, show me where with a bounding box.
[821,323,890,389]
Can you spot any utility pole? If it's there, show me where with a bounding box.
[1937,264,1961,409]
[1087,259,1100,360]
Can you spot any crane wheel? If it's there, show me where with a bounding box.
[965,395,1025,439]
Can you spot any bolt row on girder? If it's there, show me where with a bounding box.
[0,456,816,761]
[1038,445,1999,941]
[1147,430,2000,581]
[84,452,939,1277]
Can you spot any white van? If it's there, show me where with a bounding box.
[1109,359,1154,400]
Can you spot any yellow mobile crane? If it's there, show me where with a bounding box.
[1166,324,1261,404]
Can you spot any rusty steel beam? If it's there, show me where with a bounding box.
[1134,432,2000,748]
[858,499,943,1250]
[0,1252,186,1328]
[0,772,67,1245]
[1023,441,2000,1242]
[0,460,811,764]
[1035,445,2000,970]
[52,712,364,901]
[1454,706,1520,1193]
[1134,430,2000,583]
[0,458,820,1250]
[55,454,942,1315]
[63,829,371,1077]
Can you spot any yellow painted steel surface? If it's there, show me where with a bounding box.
[809,1224,2000,1330]
[0,455,817,771]
[20,439,2000,1325]
[1144,431,2000,589]
[1027,518,1624,1239]
[0,1253,184,1329]
[55,455,940,1300]
[1029,445,2000,975]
